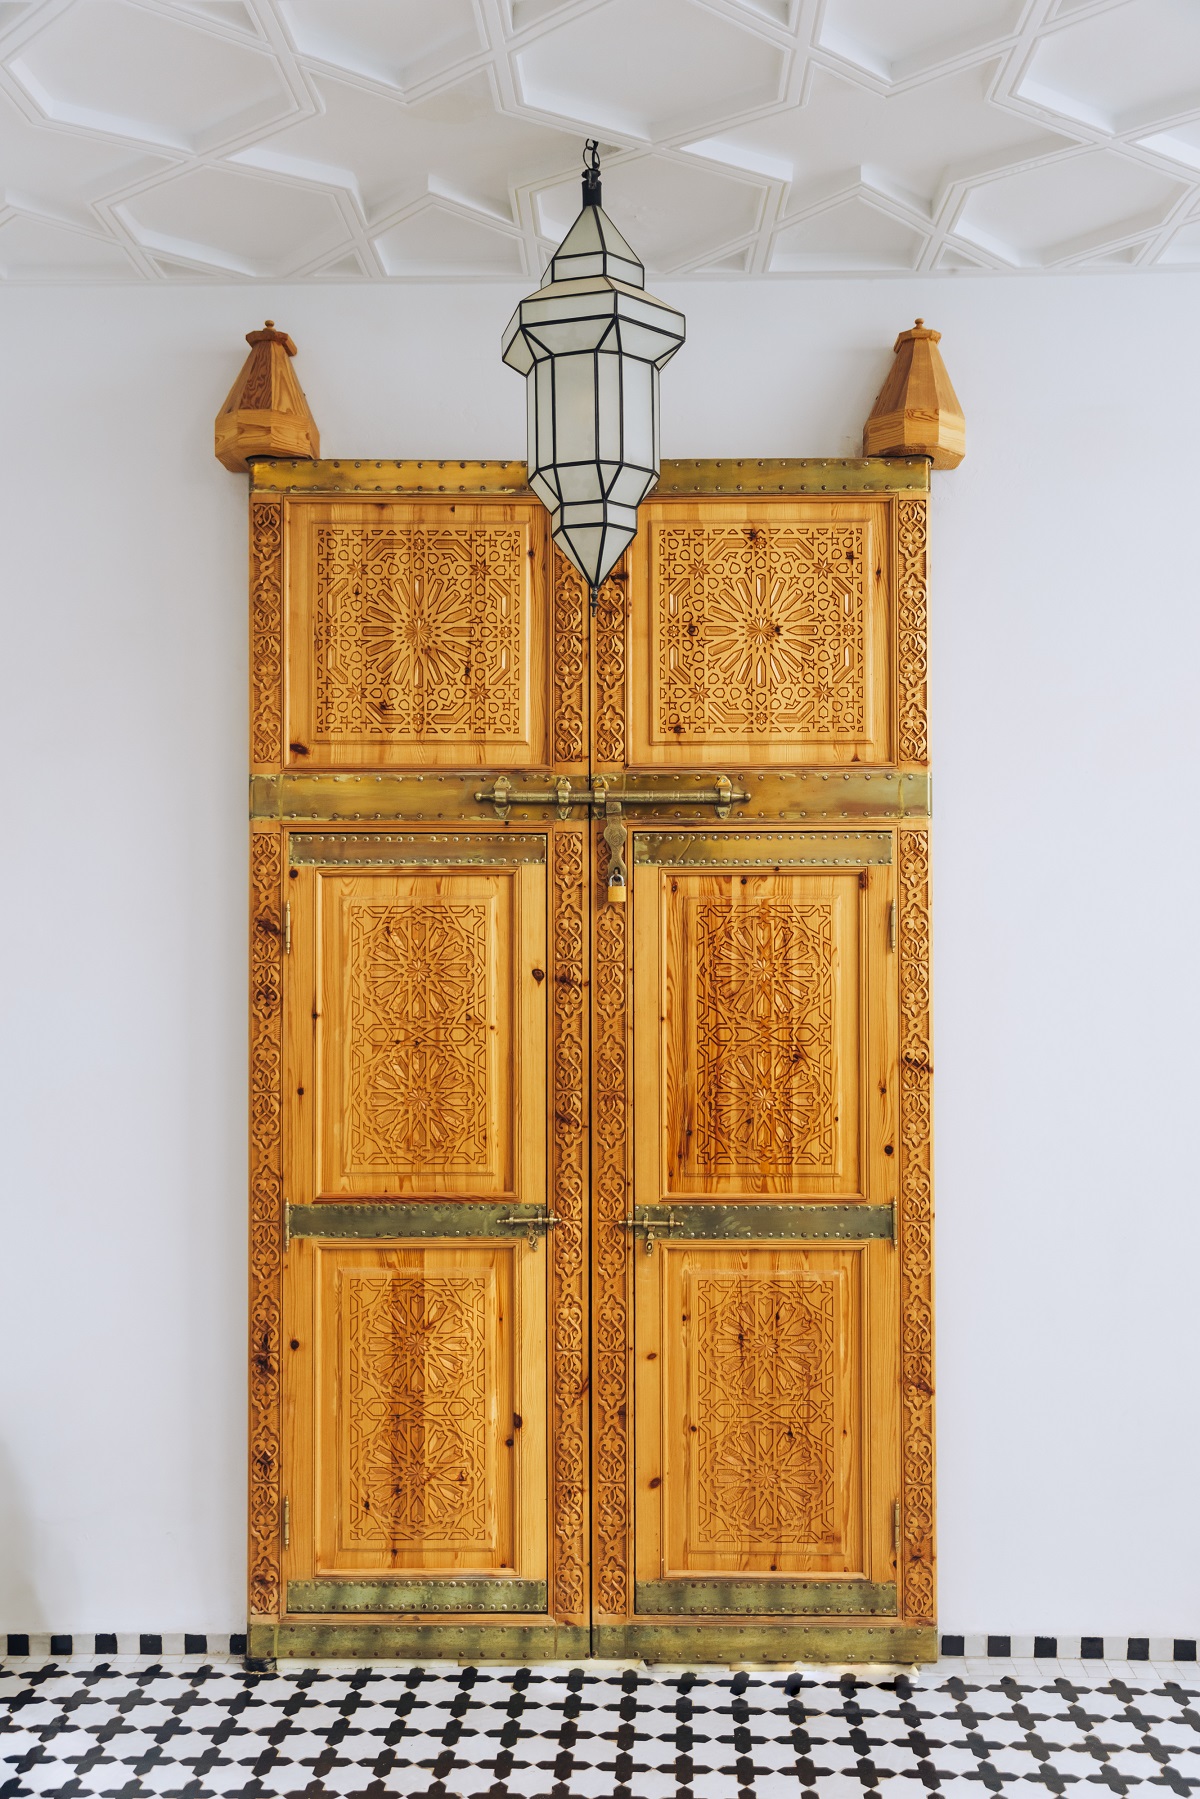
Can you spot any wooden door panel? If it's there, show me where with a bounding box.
[285,1240,545,1588]
[630,834,901,1619]
[627,500,893,767]
[283,499,549,768]
[633,1240,898,1609]
[287,864,544,1202]
[635,853,895,1205]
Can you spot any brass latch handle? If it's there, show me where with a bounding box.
[473,778,749,817]
[624,1209,683,1254]
[498,1211,560,1250]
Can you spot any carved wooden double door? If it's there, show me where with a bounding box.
[248,460,935,1663]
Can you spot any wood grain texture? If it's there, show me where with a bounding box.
[250,500,283,773]
[286,1241,545,1581]
[898,826,935,1623]
[249,827,284,1618]
[311,872,516,1199]
[592,827,631,1618]
[657,872,862,1198]
[549,829,589,1622]
[658,1247,861,1577]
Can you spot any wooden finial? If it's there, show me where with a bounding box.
[863,319,964,469]
[214,321,320,473]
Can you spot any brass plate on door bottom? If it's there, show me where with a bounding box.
[592,1624,938,1665]
[634,1579,897,1615]
[287,1579,547,1614]
[250,1623,591,1663]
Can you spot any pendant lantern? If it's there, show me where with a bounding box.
[502,143,685,600]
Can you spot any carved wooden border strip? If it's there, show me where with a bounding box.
[249,827,284,1619]
[593,564,627,767]
[552,552,587,766]
[898,825,935,1623]
[592,834,630,1618]
[550,827,589,1622]
[250,499,283,772]
[896,495,929,766]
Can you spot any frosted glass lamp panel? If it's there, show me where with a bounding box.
[550,207,644,287]
[500,313,533,374]
[558,460,606,504]
[527,312,611,358]
[595,351,624,466]
[549,353,600,465]
[609,462,655,507]
[528,382,559,513]
[558,251,641,286]
[615,315,684,366]
[558,525,605,580]
[618,358,653,468]
[534,361,557,471]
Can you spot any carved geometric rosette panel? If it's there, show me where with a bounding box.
[314,525,524,742]
[344,901,489,1175]
[693,1273,837,1551]
[691,900,836,1178]
[343,1269,490,1548]
[653,524,866,742]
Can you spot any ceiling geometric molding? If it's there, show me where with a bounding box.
[1,0,1199,280]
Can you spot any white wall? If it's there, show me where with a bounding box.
[1,275,1197,1637]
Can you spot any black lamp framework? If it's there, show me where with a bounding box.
[502,142,686,605]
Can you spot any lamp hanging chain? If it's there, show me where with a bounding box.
[582,138,601,206]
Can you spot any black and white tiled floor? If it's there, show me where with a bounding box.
[3,1653,1200,1799]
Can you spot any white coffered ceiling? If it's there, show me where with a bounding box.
[1,0,1199,280]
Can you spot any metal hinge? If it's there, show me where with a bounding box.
[282,1496,290,1550]
[284,901,292,955]
[888,900,897,952]
[892,1498,901,1553]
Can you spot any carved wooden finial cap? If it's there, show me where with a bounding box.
[245,320,298,355]
[864,318,964,470]
[214,321,319,474]
[895,317,941,349]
